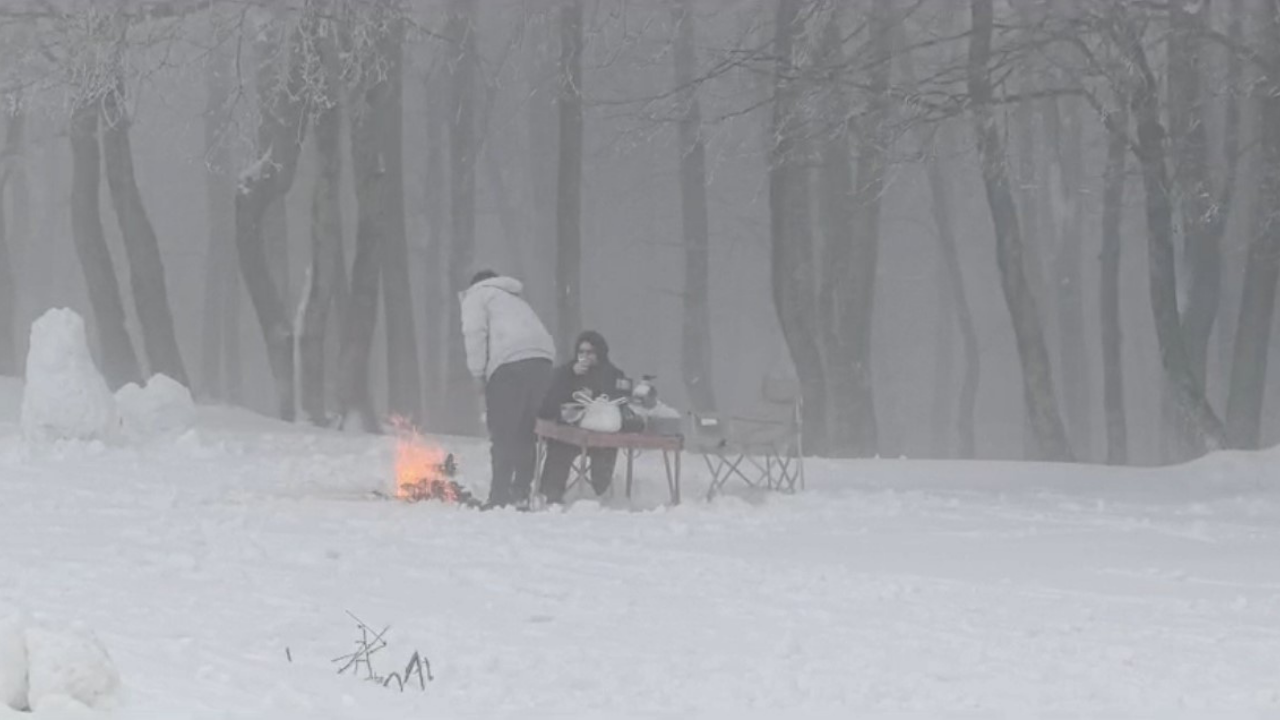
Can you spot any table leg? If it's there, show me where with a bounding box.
[625,448,634,499]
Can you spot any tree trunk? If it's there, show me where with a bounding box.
[1122,23,1226,454]
[525,9,559,325]
[235,26,308,421]
[299,35,345,426]
[1013,92,1051,459]
[373,18,422,426]
[671,0,717,414]
[1169,0,1239,390]
[421,63,449,428]
[68,100,140,389]
[1163,0,1242,457]
[1041,97,1091,459]
[1225,10,1280,449]
[556,0,585,353]
[445,0,480,434]
[893,18,979,459]
[101,81,189,388]
[1100,101,1129,465]
[814,5,882,458]
[0,108,19,375]
[925,123,979,459]
[771,0,828,454]
[967,0,1072,462]
[201,35,237,402]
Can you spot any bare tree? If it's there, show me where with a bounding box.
[102,71,189,387]
[421,60,449,427]
[298,16,345,426]
[69,93,141,389]
[967,0,1073,462]
[372,12,422,426]
[200,27,241,402]
[444,0,479,434]
[1115,13,1227,453]
[771,0,828,454]
[1225,0,1280,449]
[235,14,309,421]
[1099,97,1129,464]
[671,0,717,414]
[556,0,585,352]
[0,102,21,375]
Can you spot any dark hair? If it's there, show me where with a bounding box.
[576,330,609,360]
[469,270,499,287]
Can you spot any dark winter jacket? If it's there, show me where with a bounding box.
[538,331,630,420]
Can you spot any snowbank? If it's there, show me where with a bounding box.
[0,608,27,711]
[115,374,194,442]
[0,608,118,715]
[20,309,118,444]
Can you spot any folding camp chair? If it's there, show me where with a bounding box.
[687,374,805,499]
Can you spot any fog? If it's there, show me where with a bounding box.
[1,0,1277,466]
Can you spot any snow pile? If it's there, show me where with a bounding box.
[0,607,28,711]
[20,309,118,444]
[115,374,194,441]
[24,627,120,713]
[0,609,118,715]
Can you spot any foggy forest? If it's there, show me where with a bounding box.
[0,0,1277,468]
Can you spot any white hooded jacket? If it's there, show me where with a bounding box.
[460,276,555,381]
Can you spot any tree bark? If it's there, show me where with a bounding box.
[1040,97,1090,459]
[68,100,140,389]
[925,123,979,459]
[445,0,480,434]
[967,0,1073,462]
[1122,21,1227,454]
[201,34,238,402]
[101,80,189,388]
[0,107,19,375]
[814,5,882,458]
[1224,7,1280,449]
[373,17,422,426]
[771,0,828,454]
[556,0,585,353]
[235,25,308,421]
[421,63,449,428]
[339,30,391,433]
[1100,101,1129,465]
[1162,0,1242,458]
[1169,0,1239,391]
[299,32,345,426]
[525,9,560,325]
[893,16,979,458]
[671,0,718,414]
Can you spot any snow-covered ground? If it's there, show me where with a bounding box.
[1,372,1279,717]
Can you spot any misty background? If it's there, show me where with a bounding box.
[0,0,1277,467]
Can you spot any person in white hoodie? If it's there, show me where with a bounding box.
[460,270,556,508]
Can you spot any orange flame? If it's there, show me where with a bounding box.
[391,416,455,503]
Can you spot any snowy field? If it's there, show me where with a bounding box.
[2,366,1280,716]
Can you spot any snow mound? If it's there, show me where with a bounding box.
[116,373,194,441]
[20,309,118,444]
[24,626,119,713]
[0,610,118,715]
[0,607,28,711]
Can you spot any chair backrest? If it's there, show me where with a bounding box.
[761,373,801,406]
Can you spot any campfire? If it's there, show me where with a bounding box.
[391,418,475,505]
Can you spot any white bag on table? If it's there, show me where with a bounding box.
[574,390,625,433]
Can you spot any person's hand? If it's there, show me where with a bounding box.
[573,358,590,376]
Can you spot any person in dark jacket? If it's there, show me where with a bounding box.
[538,330,630,504]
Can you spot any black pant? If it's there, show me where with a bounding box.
[540,439,618,504]
[485,358,553,505]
